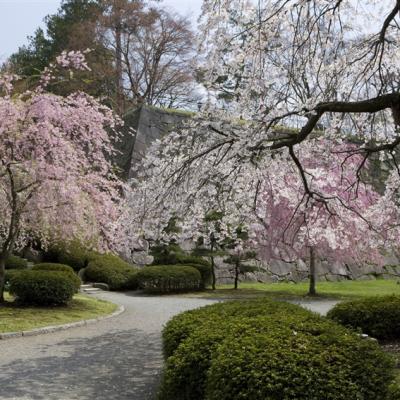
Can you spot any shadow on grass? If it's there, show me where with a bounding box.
[0,329,163,400]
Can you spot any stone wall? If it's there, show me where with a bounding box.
[215,256,400,284]
[113,105,190,179]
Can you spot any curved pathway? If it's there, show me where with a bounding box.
[0,292,217,400]
[0,293,338,400]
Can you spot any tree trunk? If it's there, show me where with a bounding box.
[308,247,317,296]
[210,256,216,290]
[210,242,216,290]
[0,255,6,303]
[234,260,239,290]
[114,4,124,114]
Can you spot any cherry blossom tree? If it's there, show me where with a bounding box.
[125,1,400,290]
[253,140,393,295]
[135,0,400,204]
[0,51,125,302]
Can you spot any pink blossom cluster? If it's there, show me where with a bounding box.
[56,50,91,71]
[0,63,126,255]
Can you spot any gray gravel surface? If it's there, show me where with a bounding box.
[0,292,217,400]
[290,299,339,315]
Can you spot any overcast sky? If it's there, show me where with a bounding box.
[0,0,203,62]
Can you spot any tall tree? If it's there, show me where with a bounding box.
[99,1,199,110]
[6,0,114,99]
[253,140,388,295]
[6,0,199,112]
[123,1,400,277]
[0,53,125,302]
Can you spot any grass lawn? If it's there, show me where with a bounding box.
[0,294,118,333]
[184,279,400,300]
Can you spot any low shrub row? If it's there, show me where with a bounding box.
[5,255,28,270]
[151,244,212,288]
[84,253,138,290]
[9,270,76,305]
[159,298,395,400]
[327,295,400,341]
[136,265,202,293]
[32,263,81,292]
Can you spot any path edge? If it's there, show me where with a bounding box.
[0,304,125,340]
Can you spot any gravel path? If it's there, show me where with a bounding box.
[0,292,217,400]
[0,292,338,400]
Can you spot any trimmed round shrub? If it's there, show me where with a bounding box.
[136,265,201,293]
[32,263,81,292]
[159,299,395,400]
[5,255,28,270]
[327,296,400,341]
[178,260,212,288]
[85,253,138,291]
[4,269,23,291]
[162,298,311,358]
[151,248,212,288]
[9,270,75,305]
[206,321,392,400]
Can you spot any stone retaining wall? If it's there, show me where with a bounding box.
[215,257,400,284]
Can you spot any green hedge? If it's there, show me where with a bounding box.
[151,245,212,288]
[42,241,97,271]
[5,255,28,270]
[159,299,395,400]
[4,269,23,291]
[32,263,81,292]
[136,265,201,293]
[327,296,400,341]
[85,253,138,291]
[9,270,75,305]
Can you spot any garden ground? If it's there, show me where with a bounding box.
[0,281,399,399]
[0,294,117,333]
[0,291,217,400]
[184,279,400,300]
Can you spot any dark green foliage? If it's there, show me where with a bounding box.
[183,264,212,288]
[159,298,395,400]
[327,296,400,341]
[9,270,75,305]
[42,241,96,271]
[4,269,23,291]
[84,253,138,291]
[151,242,185,265]
[136,265,201,293]
[5,255,28,270]
[388,383,400,400]
[7,0,112,99]
[151,243,212,288]
[32,263,74,273]
[206,321,393,400]
[162,299,312,359]
[32,263,81,292]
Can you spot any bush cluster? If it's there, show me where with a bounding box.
[32,263,81,292]
[84,253,138,291]
[327,296,400,341]
[42,241,96,271]
[5,255,28,270]
[136,265,201,293]
[4,269,23,291]
[159,298,395,400]
[9,270,75,305]
[151,243,212,288]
